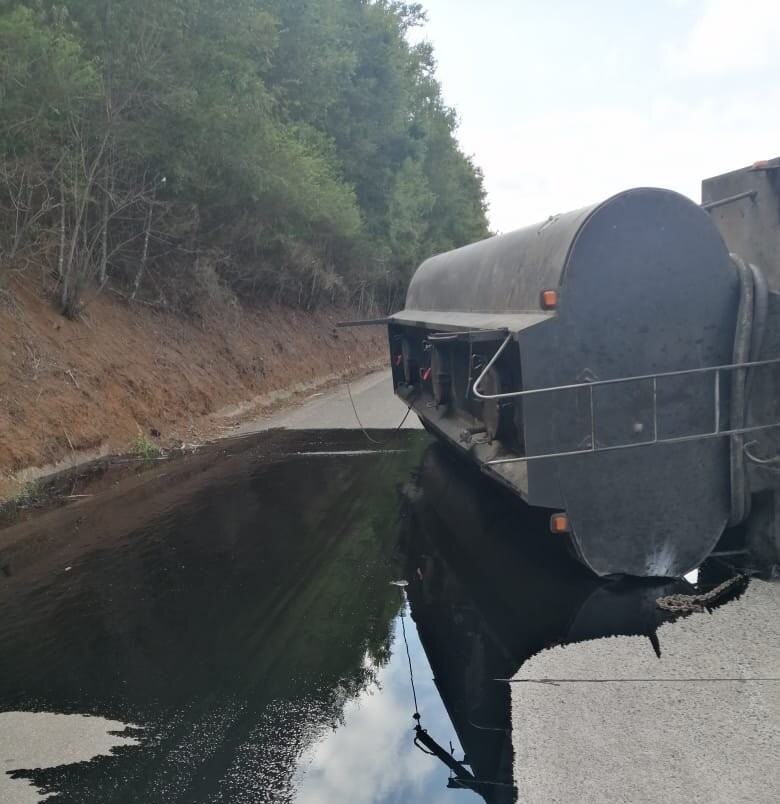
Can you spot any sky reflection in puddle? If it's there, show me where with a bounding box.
[293,607,476,804]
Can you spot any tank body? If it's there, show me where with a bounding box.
[389,187,756,577]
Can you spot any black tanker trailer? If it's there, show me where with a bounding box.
[386,158,780,578]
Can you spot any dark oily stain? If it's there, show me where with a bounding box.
[0,428,419,565]
[0,429,432,802]
[0,428,417,528]
[0,431,756,804]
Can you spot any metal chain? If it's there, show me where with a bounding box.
[656,573,747,613]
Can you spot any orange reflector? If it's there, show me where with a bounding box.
[550,513,570,534]
[540,289,558,310]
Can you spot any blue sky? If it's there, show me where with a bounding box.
[412,0,780,232]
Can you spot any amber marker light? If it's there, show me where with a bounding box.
[550,513,570,534]
[540,289,558,310]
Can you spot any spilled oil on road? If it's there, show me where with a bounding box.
[0,430,775,803]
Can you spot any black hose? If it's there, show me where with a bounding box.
[728,254,754,526]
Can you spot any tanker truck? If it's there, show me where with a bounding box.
[385,157,780,577]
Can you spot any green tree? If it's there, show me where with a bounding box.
[0,0,489,313]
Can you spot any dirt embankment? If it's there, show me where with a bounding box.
[0,277,387,498]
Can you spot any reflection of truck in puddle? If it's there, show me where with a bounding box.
[387,158,780,577]
[398,442,750,802]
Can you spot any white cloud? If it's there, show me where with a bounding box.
[667,0,780,77]
[459,91,780,233]
[415,1,780,234]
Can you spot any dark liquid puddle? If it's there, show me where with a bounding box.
[0,429,758,803]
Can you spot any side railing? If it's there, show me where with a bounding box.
[471,333,780,466]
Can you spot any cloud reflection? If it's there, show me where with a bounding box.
[293,610,477,804]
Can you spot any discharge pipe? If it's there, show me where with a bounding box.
[728,255,769,526]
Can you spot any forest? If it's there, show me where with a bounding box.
[0,0,490,317]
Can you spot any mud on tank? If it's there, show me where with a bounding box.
[387,158,780,578]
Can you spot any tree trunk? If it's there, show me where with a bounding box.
[58,175,66,280]
[99,161,111,285]
[132,198,154,300]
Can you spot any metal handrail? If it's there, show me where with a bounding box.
[471,333,780,400]
[470,333,780,465]
[486,420,780,466]
[701,189,757,211]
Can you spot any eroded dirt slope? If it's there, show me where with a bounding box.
[0,277,386,493]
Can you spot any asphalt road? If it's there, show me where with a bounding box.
[3,369,776,803]
[512,579,780,803]
[241,369,422,432]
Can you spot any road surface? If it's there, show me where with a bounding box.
[512,579,779,803]
[2,368,776,803]
[240,369,422,432]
